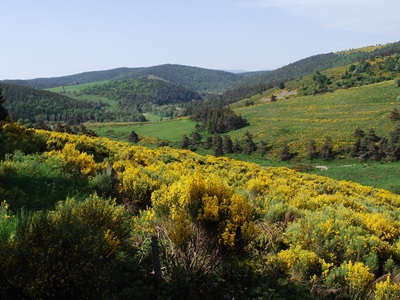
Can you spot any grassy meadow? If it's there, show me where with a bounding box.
[87,117,197,143]
[48,81,119,109]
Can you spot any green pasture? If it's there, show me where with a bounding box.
[308,160,400,194]
[48,81,110,93]
[87,118,197,143]
[48,81,119,109]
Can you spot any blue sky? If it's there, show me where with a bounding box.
[1,0,399,79]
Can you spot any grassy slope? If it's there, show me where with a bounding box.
[87,118,197,143]
[233,80,400,153]
[48,81,119,109]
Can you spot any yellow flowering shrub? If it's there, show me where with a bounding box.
[56,142,97,177]
[151,173,255,249]
[374,273,400,300]
[276,246,322,282]
[345,261,375,299]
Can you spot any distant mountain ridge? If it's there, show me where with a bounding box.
[2,64,246,95]
[3,68,141,89]
[5,41,399,99]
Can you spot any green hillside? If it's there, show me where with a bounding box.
[233,80,400,155]
[221,41,400,104]
[89,80,400,157]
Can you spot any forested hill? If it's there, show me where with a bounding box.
[2,64,245,94]
[0,83,145,123]
[81,77,202,106]
[117,64,244,94]
[3,67,141,90]
[221,41,400,103]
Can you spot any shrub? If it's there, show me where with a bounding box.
[0,195,141,299]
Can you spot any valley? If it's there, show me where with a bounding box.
[1,41,400,299]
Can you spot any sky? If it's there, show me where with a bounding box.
[1,0,399,79]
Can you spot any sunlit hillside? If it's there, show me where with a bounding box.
[233,80,400,156]
[2,123,400,298]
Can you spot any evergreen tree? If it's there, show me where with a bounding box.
[306,139,318,160]
[233,139,242,153]
[128,131,140,143]
[204,136,213,149]
[212,135,223,157]
[279,144,292,161]
[222,135,234,154]
[389,107,400,122]
[353,127,365,139]
[320,136,334,161]
[190,130,202,146]
[390,127,400,144]
[180,135,190,150]
[243,131,257,155]
[0,88,8,121]
[257,140,269,156]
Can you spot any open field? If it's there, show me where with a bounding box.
[87,118,197,143]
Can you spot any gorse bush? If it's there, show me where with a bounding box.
[0,195,148,299]
[2,124,400,298]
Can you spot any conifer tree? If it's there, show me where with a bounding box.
[320,136,334,161]
[190,130,202,146]
[306,139,318,160]
[0,88,8,121]
[389,107,400,122]
[180,135,190,150]
[212,135,223,157]
[279,143,292,161]
[223,135,234,154]
[243,131,257,155]
[128,130,140,143]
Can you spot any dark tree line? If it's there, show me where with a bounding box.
[188,101,248,134]
[181,130,265,157]
[0,88,8,121]
[350,127,400,161]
